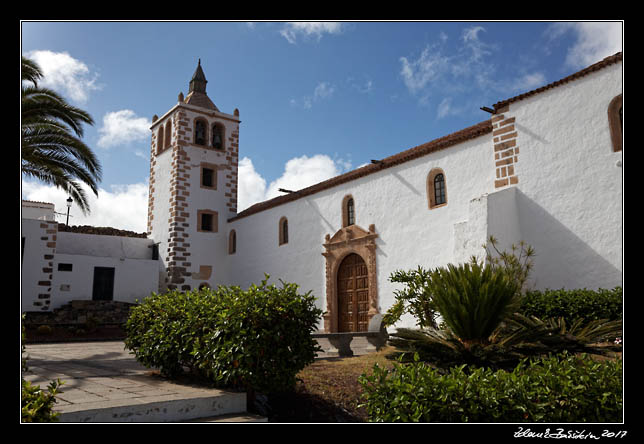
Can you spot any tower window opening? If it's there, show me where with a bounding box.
[195,120,206,145]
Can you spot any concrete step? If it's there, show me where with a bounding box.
[58,389,247,423]
[186,413,268,423]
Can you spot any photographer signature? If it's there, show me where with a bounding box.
[514,427,627,439]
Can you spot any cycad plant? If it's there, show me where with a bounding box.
[386,256,622,371]
[21,55,101,214]
[428,258,520,348]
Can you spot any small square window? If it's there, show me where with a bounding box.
[202,168,214,188]
[197,210,218,233]
[58,263,73,272]
[201,213,213,232]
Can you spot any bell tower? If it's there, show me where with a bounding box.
[147,59,240,292]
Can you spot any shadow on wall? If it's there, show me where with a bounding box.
[514,189,621,291]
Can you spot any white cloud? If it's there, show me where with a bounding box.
[511,72,547,92]
[280,22,343,44]
[265,154,345,200]
[24,50,101,104]
[237,154,351,211]
[348,76,374,94]
[399,25,503,108]
[97,110,151,149]
[399,46,449,95]
[22,180,149,233]
[549,22,622,69]
[290,81,335,109]
[314,81,335,100]
[461,26,494,62]
[237,157,268,212]
[437,97,453,118]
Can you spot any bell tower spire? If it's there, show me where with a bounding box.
[184,58,218,111]
[189,58,208,94]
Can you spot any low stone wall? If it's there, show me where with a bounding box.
[23,300,137,327]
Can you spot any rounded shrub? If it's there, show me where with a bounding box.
[520,287,622,324]
[125,277,323,395]
[359,352,622,422]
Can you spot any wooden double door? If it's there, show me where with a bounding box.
[337,253,370,332]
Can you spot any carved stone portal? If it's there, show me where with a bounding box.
[322,224,379,332]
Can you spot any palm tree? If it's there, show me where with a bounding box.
[21,55,102,214]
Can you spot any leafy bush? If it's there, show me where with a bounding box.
[125,277,323,395]
[22,314,64,422]
[36,325,53,335]
[22,379,64,422]
[359,352,622,422]
[383,267,438,329]
[520,287,622,324]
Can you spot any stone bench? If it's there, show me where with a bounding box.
[312,314,388,358]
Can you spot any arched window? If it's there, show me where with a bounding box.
[279,217,288,245]
[164,120,171,149]
[347,198,355,226]
[212,123,224,150]
[194,119,207,146]
[229,229,236,254]
[608,94,622,152]
[434,174,446,205]
[157,127,164,154]
[342,195,355,227]
[427,168,447,209]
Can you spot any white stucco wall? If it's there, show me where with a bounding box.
[222,59,622,330]
[49,232,158,308]
[22,201,56,221]
[226,132,495,329]
[56,232,155,259]
[21,218,56,311]
[506,62,622,291]
[51,254,159,307]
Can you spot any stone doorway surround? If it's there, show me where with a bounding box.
[322,224,379,333]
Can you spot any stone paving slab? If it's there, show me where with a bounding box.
[22,341,249,422]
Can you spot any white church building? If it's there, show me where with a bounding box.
[21,53,623,333]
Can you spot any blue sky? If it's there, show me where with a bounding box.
[21,21,623,232]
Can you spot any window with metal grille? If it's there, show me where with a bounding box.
[347,198,355,226]
[279,217,288,245]
[434,174,446,205]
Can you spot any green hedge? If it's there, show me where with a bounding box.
[359,353,622,422]
[519,287,622,324]
[125,278,323,395]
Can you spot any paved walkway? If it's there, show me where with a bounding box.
[22,341,254,422]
